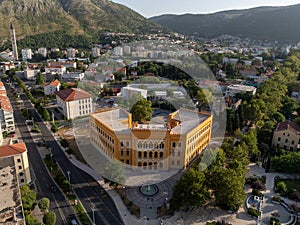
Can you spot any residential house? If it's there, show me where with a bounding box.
[44,79,61,95]
[272,121,300,151]
[55,88,93,120]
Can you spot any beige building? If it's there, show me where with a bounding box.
[0,142,31,224]
[56,88,93,120]
[272,121,300,151]
[90,108,212,171]
[0,142,31,185]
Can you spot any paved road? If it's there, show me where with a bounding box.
[19,88,124,225]
[10,89,75,225]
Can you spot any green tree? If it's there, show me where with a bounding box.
[130,98,153,123]
[103,161,126,188]
[214,168,246,211]
[36,72,46,85]
[38,197,50,212]
[42,109,51,121]
[25,214,41,225]
[20,185,37,211]
[43,211,56,225]
[172,168,209,210]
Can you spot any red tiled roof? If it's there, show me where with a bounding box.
[0,82,4,87]
[275,121,300,134]
[55,88,92,102]
[49,79,60,87]
[0,142,27,158]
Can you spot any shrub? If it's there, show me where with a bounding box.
[60,139,69,148]
[248,208,260,218]
[270,217,281,225]
[251,180,266,191]
[272,196,282,203]
[252,189,262,197]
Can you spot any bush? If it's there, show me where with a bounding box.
[252,189,262,197]
[248,208,260,218]
[251,180,266,191]
[272,196,282,203]
[270,217,281,225]
[2,131,8,138]
[60,139,69,148]
[43,211,56,225]
[275,181,287,194]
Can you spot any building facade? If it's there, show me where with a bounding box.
[225,84,257,97]
[56,88,93,120]
[272,121,300,151]
[21,49,32,62]
[90,108,212,171]
[0,82,15,133]
[44,79,61,95]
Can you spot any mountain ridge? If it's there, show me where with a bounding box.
[150,4,300,43]
[0,0,163,44]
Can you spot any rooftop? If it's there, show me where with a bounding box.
[55,88,92,102]
[92,108,131,132]
[275,121,300,134]
[0,142,27,158]
[227,84,257,92]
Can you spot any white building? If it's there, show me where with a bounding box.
[67,48,76,58]
[121,86,147,100]
[38,47,47,57]
[45,65,66,75]
[24,68,40,80]
[114,46,123,56]
[44,79,61,95]
[225,84,257,97]
[0,82,15,133]
[123,45,131,55]
[61,72,84,81]
[56,88,93,120]
[21,49,32,62]
[91,47,101,57]
[0,50,13,61]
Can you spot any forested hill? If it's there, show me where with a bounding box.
[0,0,163,45]
[150,4,300,43]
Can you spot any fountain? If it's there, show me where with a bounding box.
[139,184,159,197]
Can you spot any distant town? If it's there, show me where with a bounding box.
[2,17,300,225]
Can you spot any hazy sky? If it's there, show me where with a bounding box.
[112,0,300,17]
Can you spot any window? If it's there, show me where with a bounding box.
[160,152,163,158]
[20,179,25,183]
[277,137,281,142]
[149,152,153,158]
[120,141,124,147]
[178,142,182,148]
[171,160,175,166]
[144,152,147,158]
[126,141,129,147]
[138,151,142,158]
[285,139,288,143]
[126,160,129,164]
[17,159,21,163]
[18,166,22,170]
[19,172,24,176]
[172,142,176,148]
[177,151,181,157]
[126,151,129,156]
[177,160,180,166]
[292,140,295,145]
[121,151,124,156]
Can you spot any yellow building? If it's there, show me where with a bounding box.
[272,121,300,151]
[90,108,212,170]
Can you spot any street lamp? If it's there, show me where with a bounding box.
[91,206,95,225]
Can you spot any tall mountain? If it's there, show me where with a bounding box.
[150,4,300,43]
[0,0,162,43]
